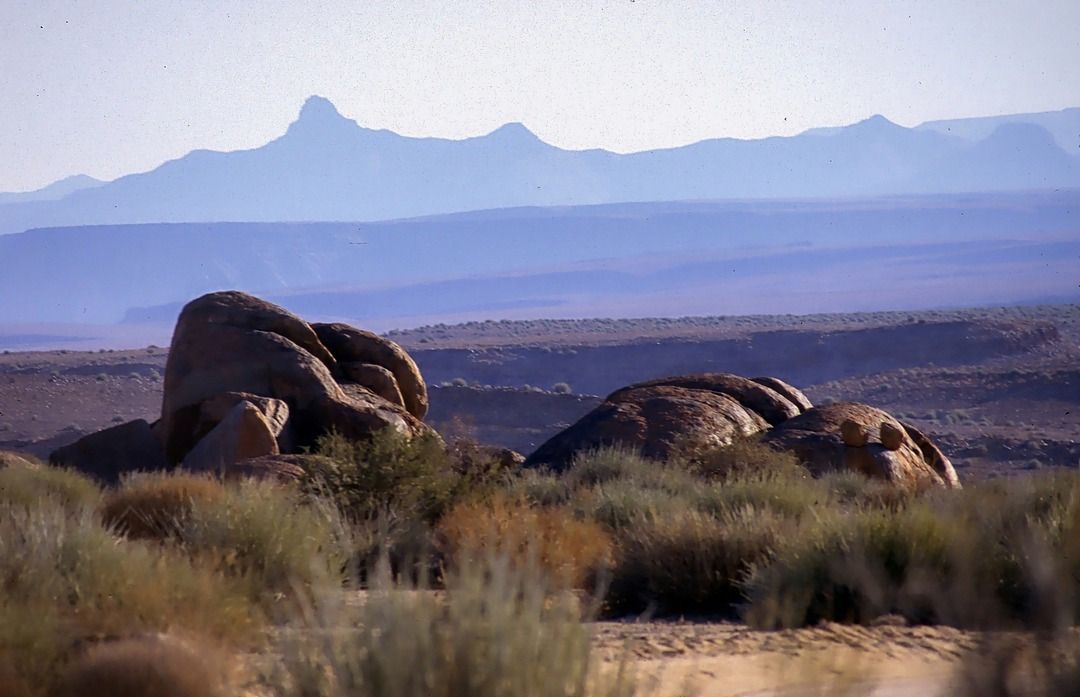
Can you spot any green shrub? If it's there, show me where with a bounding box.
[607,506,785,617]
[746,504,980,628]
[678,436,805,481]
[563,446,658,489]
[574,478,689,531]
[308,430,498,525]
[176,478,348,608]
[506,468,572,507]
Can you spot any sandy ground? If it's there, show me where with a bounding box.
[590,621,980,697]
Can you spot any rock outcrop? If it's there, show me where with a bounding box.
[526,373,959,490]
[525,373,805,471]
[762,402,960,489]
[50,419,169,484]
[313,323,429,420]
[52,291,436,482]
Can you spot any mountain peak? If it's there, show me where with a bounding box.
[298,95,346,123]
[283,95,360,141]
[486,122,540,141]
[855,114,901,130]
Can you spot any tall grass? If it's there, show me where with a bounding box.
[267,554,635,697]
[0,497,259,696]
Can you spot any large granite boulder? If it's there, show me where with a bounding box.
[313,322,429,420]
[762,402,961,489]
[526,372,958,490]
[52,291,436,481]
[158,291,433,465]
[607,373,803,426]
[526,379,773,471]
[50,419,168,484]
[180,400,282,475]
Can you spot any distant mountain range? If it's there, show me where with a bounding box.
[0,174,103,206]
[1,98,1078,235]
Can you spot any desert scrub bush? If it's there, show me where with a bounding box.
[436,494,614,589]
[100,471,225,539]
[308,430,501,525]
[606,506,786,617]
[573,478,690,531]
[562,446,659,489]
[676,436,805,481]
[693,474,821,521]
[505,468,572,507]
[744,504,972,628]
[174,478,349,608]
[0,499,259,695]
[267,555,634,697]
[0,461,100,514]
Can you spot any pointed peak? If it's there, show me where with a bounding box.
[486,122,539,140]
[855,114,900,129]
[298,95,346,122]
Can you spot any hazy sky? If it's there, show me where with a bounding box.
[2,1,1079,192]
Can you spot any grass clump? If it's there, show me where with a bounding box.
[744,505,957,628]
[0,498,259,695]
[268,554,634,697]
[678,436,805,481]
[100,472,225,539]
[607,506,785,617]
[437,494,614,589]
[0,460,101,513]
[175,478,348,608]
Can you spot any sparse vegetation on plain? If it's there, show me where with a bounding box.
[3,430,1080,694]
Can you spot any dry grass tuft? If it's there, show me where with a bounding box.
[100,472,225,539]
[0,460,101,513]
[437,494,615,589]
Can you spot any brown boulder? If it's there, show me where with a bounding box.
[608,373,800,426]
[526,385,768,471]
[751,376,814,413]
[181,401,280,475]
[763,402,957,489]
[902,422,961,489]
[305,389,433,445]
[173,291,336,369]
[341,362,406,410]
[0,451,39,469]
[50,419,168,484]
[840,419,869,447]
[879,422,905,451]
[312,323,429,420]
[167,392,291,465]
[161,318,343,462]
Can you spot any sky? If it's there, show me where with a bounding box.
[2,0,1079,192]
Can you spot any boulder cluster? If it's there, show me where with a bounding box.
[525,373,960,490]
[51,291,435,482]
[49,290,959,491]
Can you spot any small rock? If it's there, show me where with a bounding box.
[840,419,869,447]
[880,422,905,451]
